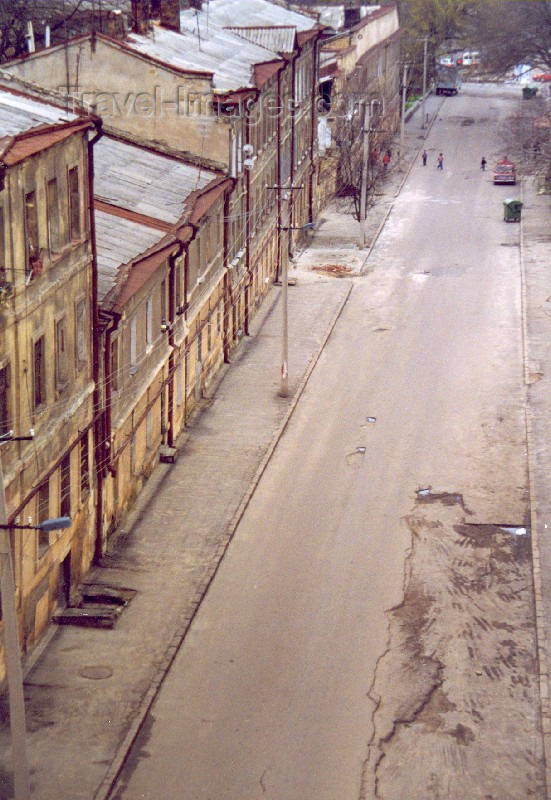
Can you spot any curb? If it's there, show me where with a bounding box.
[519,180,551,798]
[94,280,354,800]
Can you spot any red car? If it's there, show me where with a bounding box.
[534,73,551,82]
[493,158,516,185]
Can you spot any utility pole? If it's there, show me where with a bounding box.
[269,184,304,398]
[0,446,31,800]
[421,37,428,129]
[400,63,409,159]
[359,100,371,229]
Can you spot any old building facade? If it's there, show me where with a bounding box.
[0,90,98,672]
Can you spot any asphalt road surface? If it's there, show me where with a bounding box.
[112,84,545,800]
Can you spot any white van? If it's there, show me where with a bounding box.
[462,51,480,67]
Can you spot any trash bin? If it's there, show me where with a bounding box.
[503,199,523,222]
[522,86,538,99]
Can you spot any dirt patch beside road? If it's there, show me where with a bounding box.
[363,494,544,800]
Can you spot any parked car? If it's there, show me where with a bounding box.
[493,158,516,185]
[439,56,455,67]
[462,51,480,67]
[534,73,551,82]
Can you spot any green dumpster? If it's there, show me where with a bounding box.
[522,85,538,99]
[503,199,523,222]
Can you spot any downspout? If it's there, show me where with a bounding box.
[244,107,252,336]
[223,188,231,362]
[276,68,283,283]
[102,310,121,481]
[309,34,321,223]
[167,245,181,447]
[288,52,297,259]
[87,116,105,564]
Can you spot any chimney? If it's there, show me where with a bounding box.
[131,0,150,34]
[160,0,183,31]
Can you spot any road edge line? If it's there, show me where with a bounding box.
[519,180,551,798]
[93,280,354,800]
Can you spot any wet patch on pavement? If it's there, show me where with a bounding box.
[363,494,544,800]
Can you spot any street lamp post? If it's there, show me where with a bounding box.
[278,222,315,398]
[400,63,409,159]
[0,438,72,800]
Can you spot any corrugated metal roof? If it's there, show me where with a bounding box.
[225,25,297,54]
[94,136,217,225]
[125,24,279,91]
[95,208,163,302]
[0,90,76,137]
[182,0,317,34]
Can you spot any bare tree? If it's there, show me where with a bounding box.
[498,95,551,183]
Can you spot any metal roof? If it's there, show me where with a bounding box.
[94,136,217,225]
[0,90,76,138]
[95,208,163,302]
[182,0,318,34]
[125,24,280,91]
[225,25,297,54]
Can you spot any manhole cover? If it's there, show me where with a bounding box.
[79,665,113,680]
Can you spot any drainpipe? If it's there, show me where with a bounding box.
[276,68,283,283]
[223,188,231,362]
[244,107,252,336]
[102,311,120,479]
[87,116,105,564]
[166,245,182,447]
[288,53,297,258]
[309,34,321,223]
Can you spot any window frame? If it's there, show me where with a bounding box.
[33,334,46,411]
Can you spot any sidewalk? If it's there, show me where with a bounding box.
[0,103,431,800]
[521,178,551,792]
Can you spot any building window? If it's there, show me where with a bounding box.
[146,298,153,350]
[60,453,71,518]
[55,317,68,390]
[110,336,119,391]
[47,178,60,253]
[33,335,46,409]
[0,362,10,437]
[217,306,222,335]
[75,300,87,370]
[0,206,5,279]
[25,190,40,277]
[37,479,49,557]
[130,434,136,475]
[130,316,138,374]
[80,434,90,500]
[161,279,167,324]
[146,409,152,450]
[196,328,202,363]
[176,364,183,407]
[68,166,81,240]
[207,320,212,353]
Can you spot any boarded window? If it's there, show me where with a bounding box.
[25,191,39,274]
[176,364,183,407]
[75,300,87,370]
[37,480,50,556]
[80,434,90,499]
[0,362,10,437]
[60,453,71,518]
[55,317,68,389]
[68,166,81,240]
[47,178,60,253]
[33,335,46,409]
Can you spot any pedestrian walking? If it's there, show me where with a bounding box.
[437,152,444,170]
[422,150,427,166]
[383,151,390,171]
[481,156,487,171]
